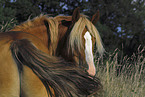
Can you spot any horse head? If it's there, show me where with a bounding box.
[56,8,105,76]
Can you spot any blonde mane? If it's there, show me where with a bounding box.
[11,15,59,55]
[54,16,72,22]
[69,15,104,55]
[46,17,59,55]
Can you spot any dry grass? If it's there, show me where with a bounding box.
[95,47,145,97]
[0,18,16,32]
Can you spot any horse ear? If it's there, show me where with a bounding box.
[72,7,80,23]
[91,10,100,25]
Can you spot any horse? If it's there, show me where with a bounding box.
[0,8,103,97]
[11,7,104,76]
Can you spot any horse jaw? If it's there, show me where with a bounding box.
[84,31,96,76]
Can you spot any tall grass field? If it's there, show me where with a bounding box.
[95,48,145,97]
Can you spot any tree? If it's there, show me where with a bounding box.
[5,0,41,23]
[84,0,145,56]
[0,0,17,31]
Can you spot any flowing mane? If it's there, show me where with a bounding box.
[11,15,59,55]
[68,15,104,55]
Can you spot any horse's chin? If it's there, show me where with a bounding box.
[87,61,96,76]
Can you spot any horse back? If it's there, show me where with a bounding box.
[11,24,49,47]
[0,31,49,54]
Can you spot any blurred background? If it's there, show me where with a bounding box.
[0,0,145,57]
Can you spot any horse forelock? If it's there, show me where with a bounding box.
[68,15,104,56]
[86,19,105,55]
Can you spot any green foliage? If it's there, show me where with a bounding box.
[88,0,145,56]
[0,0,16,23]
[0,0,17,31]
[6,0,41,22]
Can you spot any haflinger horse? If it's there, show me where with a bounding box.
[0,8,104,97]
